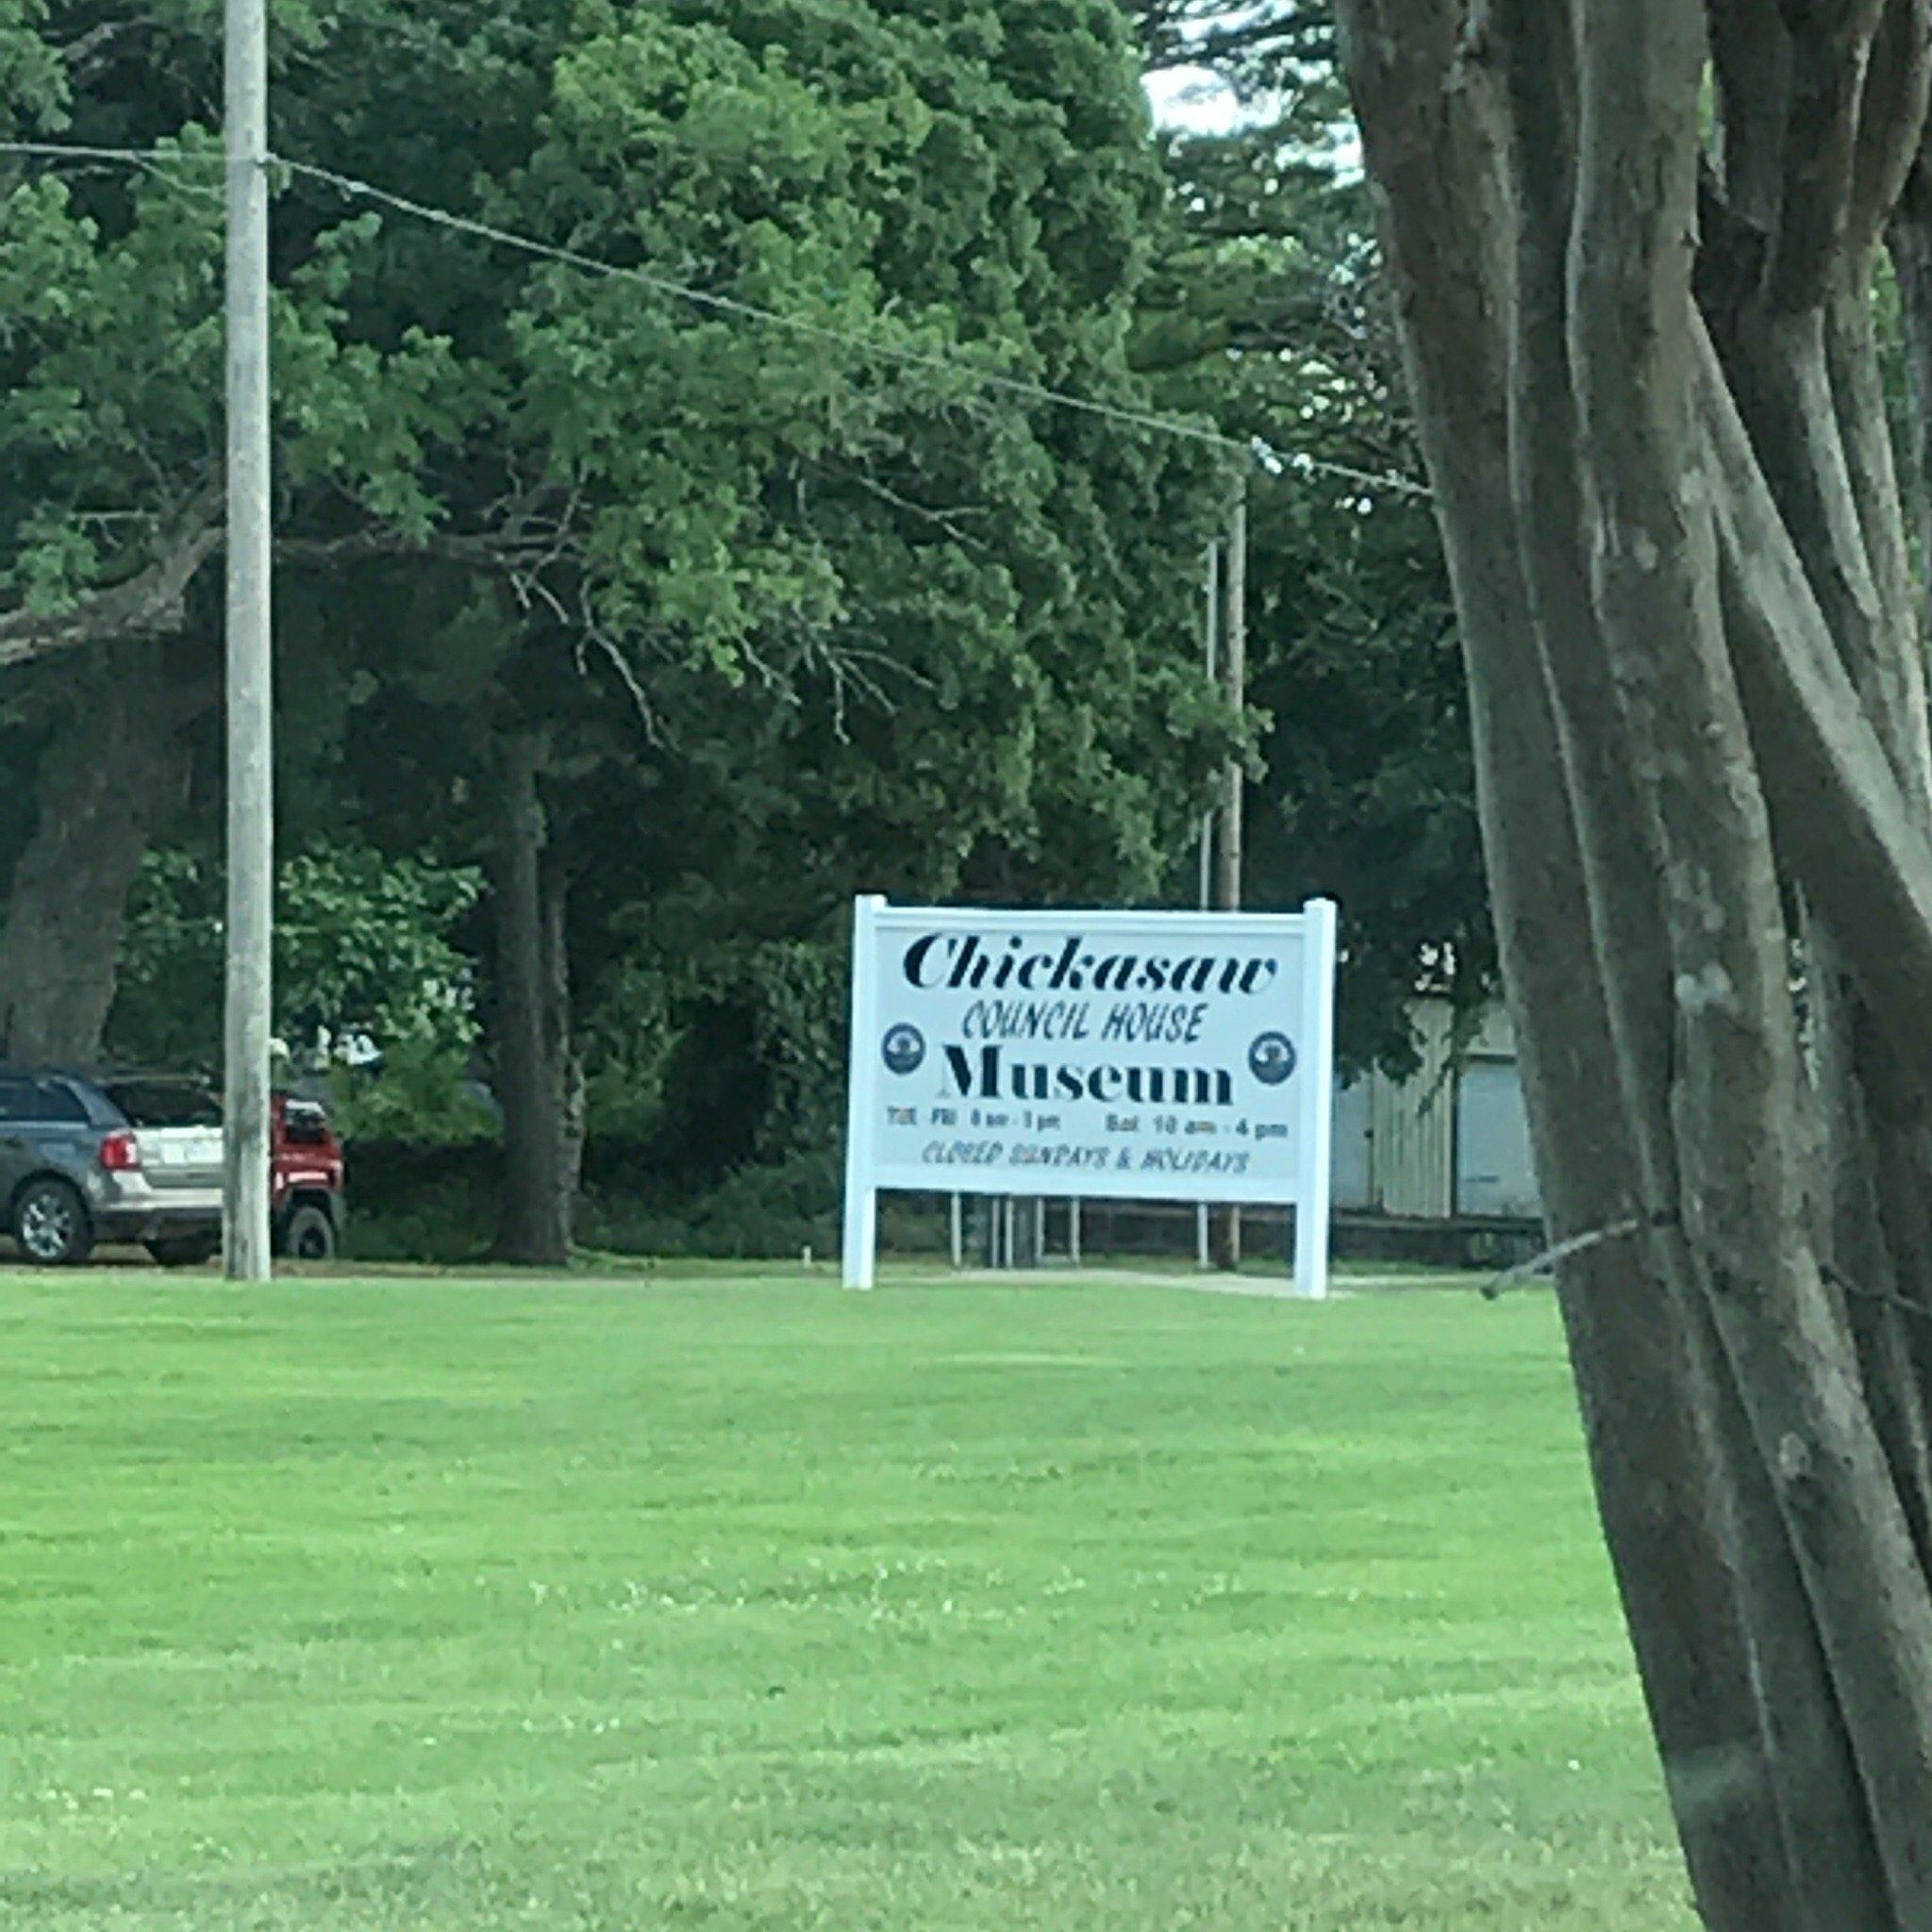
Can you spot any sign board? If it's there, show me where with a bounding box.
[841,898,1339,1298]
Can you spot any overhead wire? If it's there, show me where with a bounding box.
[278,157,1253,458]
[0,138,224,199]
[0,140,218,166]
[281,156,1431,494]
[0,136,1433,498]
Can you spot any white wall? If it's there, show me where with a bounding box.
[1329,1000,1541,1223]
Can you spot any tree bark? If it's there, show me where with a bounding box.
[1337,6,1811,1921]
[1337,0,1932,1924]
[546,839,587,1216]
[0,644,194,1063]
[1493,10,1882,1916]
[1893,158,1932,600]
[491,733,575,1268]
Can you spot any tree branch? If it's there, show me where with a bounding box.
[58,21,139,82]
[275,527,560,569]
[1846,0,1932,261]
[1709,0,1792,234]
[0,486,223,670]
[1769,0,1889,307]
[1700,318,1932,1077]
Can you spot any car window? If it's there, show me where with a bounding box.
[0,1075,36,1123]
[103,1080,223,1128]
[34,1081,89,1124]
[281,1101,330,1145]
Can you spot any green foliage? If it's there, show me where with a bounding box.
[337,1149,497,1262]
[579,957,681,1142]
[0,146,220,610]
[110,842,484,1075]
[741,941,842,1160]
[578,1149,845,1262]
[0,116,470,623]
[110,850,220,1069]
[275,843,483,1054]
[324,1036,496,1147]
[580,938,841,1161]
[460,0,1223,882]
[0,1,61,127]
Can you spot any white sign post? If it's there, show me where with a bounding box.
[841,898,1339,1298]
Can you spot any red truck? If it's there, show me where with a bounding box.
[272,1094,347,1259]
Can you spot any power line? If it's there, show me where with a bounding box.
[282,157,1430,494]
[0,139,224,200]
[0,137,1434,498]
[1278,451,1429,499]
[278,156,1256,459]
[0,141,218,166]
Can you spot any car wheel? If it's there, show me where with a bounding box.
[146,1236,220,1270]
[285,1204,337,1262]
[13,1178,93,1267]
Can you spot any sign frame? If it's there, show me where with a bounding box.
[841,896,1339,1299]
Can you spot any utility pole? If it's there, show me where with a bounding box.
[1212,473,1247,1272]
[1197,539,1219,1273]
[224,0,274,1282]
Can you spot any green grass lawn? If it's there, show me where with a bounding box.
[0,1267,1693,1930]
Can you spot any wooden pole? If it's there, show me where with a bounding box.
[223,0,275,1282]
[1198,540,1218,1273]
[1212,475,1248,1272]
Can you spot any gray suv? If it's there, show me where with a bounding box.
[0,1071,224,1268]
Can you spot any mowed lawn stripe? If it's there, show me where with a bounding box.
[0,1272,1692,1929]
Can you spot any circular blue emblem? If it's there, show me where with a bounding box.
[882,1024,925,1076]
[1249,1031,1297,1086]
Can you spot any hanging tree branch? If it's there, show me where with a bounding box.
[0,485,223,669]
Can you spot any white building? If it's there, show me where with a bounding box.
[1332,998,1540,1226]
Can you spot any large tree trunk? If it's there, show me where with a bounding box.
[491,733,575,1267]
[1337,2,1932,1925]
[0,643,192,1062]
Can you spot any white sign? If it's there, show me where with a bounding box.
[841,897,1339,1298]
